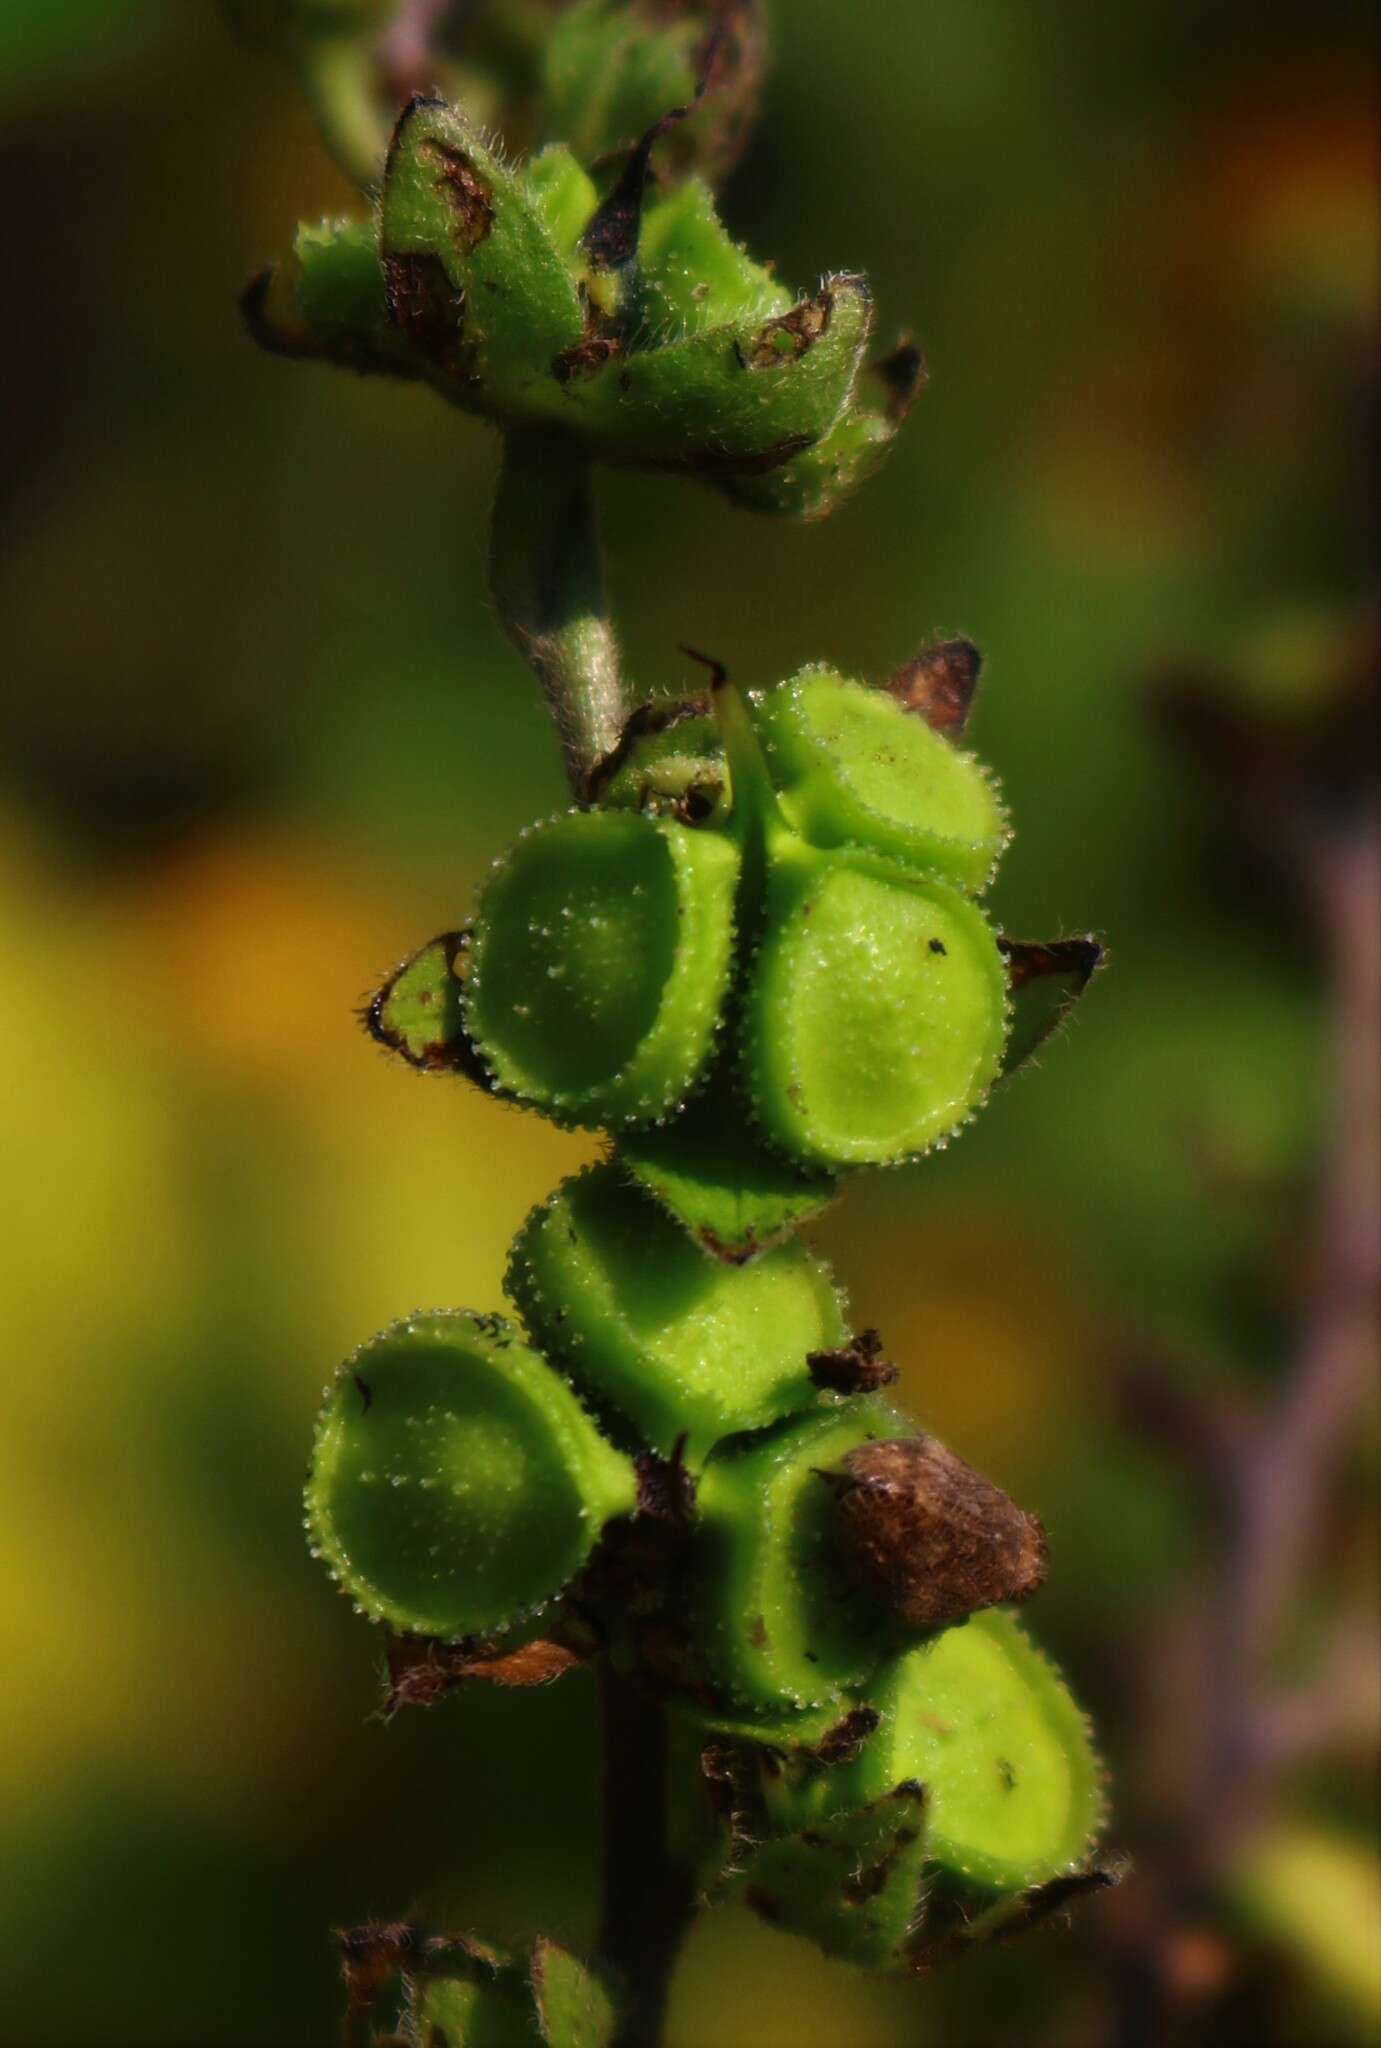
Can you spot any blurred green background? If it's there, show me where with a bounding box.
[1,2,1376,2042]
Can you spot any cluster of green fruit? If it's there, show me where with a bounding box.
[306,660,1105,1972]
[236,0,1108,2011]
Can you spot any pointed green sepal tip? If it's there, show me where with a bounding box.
[364,928,490,1082]
[619,1059,839,1263]
[588,695,724,821]
[724,340,925,520]
[305,1309,636,1641]
[998,935,1106,1078]
[465,807,739,1131]
[695,1401,909,1711]
[506,1162,846,1463]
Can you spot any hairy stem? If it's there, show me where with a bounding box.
[598,1666,696,2048]
[491,426,629,796]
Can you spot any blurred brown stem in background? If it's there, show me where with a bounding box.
[1106,652,1380,2044]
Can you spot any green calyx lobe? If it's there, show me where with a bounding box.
[245,94,909,515]
[695,1401,907,1709]
[306,1310,635,1641]
[506,1163,846,1463]
[713,680,1010,1170]
[465,807,738,1130]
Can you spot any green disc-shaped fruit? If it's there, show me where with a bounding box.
[712,681,1008,1170]
[465,809,738,1130]
[755,667,1009,893]
[696,1401,906,1709]
[507,1164,846,1462]
[766,1610,1105,1895]
[306,1311,636,1640]
[744,850,1008,1168]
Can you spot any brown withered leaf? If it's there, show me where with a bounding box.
[885,637,983,736]
[823,1436,1047,1633]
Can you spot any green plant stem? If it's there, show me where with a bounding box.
[491,426,629,796]
[598,1665,696,2048]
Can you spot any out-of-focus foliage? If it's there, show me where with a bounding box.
[0,1,1375,2043]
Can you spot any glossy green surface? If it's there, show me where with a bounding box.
[306,1311,634,1640]
[466,809,738,1129]
[696,1402,904,1708]
[246,92,901,511]
[769,1612,1104,1894]
[757,670,1009,891]
[507,1164,844,1462]
[742,845,1009,1168]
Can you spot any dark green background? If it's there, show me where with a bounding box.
[0,2,1375,2042]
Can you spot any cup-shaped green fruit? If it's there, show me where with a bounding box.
[754,667,1009,892]
[507,1163,846,1462]
[695,1401,908,1710]
[767,1608,1103,1889]
[464,808,738,1130]
[245,95,910,517]
[306,1310,636,1640]
[713,682,1009,1170]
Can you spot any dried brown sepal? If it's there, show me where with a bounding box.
[383,1629,589,1715]
[338,1918,423,2034]
[907,1866,1118,1972]
[885,637,984,736]
[807,1328,900,1396]
[997,934,1105,1078]
[824,1436,1048,1633]
[809,1705,881,1768]
[634,1435,698,1526]
[872,338,927,423]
